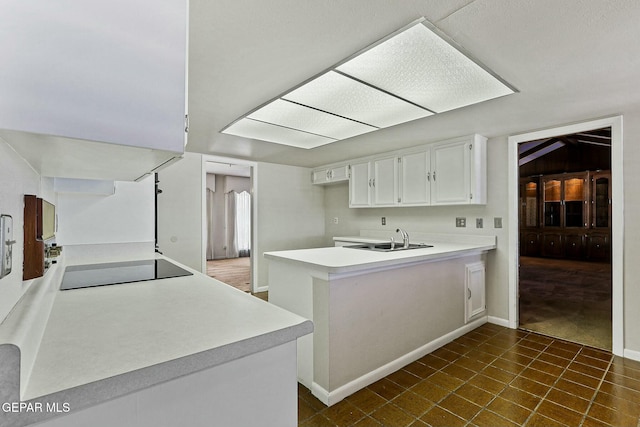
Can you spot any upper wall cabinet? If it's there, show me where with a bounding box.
[431,136,486,205]
[349,157,399,208]
[0,1,188,181]
[312,164,349,185]
[325,134,486,208]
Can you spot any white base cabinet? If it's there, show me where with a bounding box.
[465,261,486,323]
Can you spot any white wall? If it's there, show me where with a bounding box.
[0,138,42,322]
[56,178,154,245]
[157,153,205,272]
[254,162,325,289]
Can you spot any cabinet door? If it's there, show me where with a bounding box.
[587,234,610,261]
[329,166,348,182]
[311,169,330,184]
[0,1,188,152]
[372,157,399,206]
[349,162,371,207]
[591,172,611,228]
[541,233,563,257]
[431,140,471,204]
[565,234,586,259]
[400,151,431,205]
[522,232,541,256]
[465,262,486,323]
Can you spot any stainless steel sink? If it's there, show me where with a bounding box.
[345,242,433,252]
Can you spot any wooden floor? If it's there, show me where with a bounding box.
[206,257,251,293]
[519,256,612,350]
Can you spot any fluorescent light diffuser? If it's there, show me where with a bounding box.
[222,118,336,149]
[283,71,433,128]
[336,23,514,113]
[221,18,516,149]
[248,99,376,140]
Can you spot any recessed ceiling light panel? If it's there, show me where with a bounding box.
[247,98,377,140]
[221,18,516,149]
[222,118,336,149]
[283,71,433,129]
[336,23,514,113]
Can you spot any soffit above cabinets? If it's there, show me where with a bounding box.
[221,18,516,149]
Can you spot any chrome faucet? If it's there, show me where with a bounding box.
[396,228,409,249]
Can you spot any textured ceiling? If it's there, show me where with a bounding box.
[187,0,640,167]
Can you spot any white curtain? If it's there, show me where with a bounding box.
[226,191,251,258]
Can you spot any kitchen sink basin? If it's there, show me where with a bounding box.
[346,242,433,252]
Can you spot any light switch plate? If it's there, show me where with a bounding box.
[456,217,466,227]
[494,217,503,228]
[1,215,14,279]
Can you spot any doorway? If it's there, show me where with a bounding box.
[507,116,624,356]
[517,128,612,349]
[205,162,252,293]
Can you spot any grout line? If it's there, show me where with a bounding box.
[578,350,615,427]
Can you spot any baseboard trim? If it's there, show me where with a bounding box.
[253,285,268,293]
[623,348,640,362]
[487,316,510,328]
[311,316,488,406]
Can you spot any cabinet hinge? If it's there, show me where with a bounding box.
[184,114,189,133]
[347,165,351,178]
[470,193,473,200]
[398,197,401,203]
[469,144,473,150]
[398,157,401,163]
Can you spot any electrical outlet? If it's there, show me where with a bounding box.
[381,217,386,225]
[332,217,339,224]
[494,217,503,228]
[456,217,466,227]
[476,218,483,228]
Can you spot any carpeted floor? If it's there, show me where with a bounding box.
[519,256,612,350]
[206,257,251,293]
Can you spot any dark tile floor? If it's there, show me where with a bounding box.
[298,324,640,427]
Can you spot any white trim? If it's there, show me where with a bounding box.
[487,316,510,327]
[311,316,487,406]
[623,348,640,362]
[507,116,624,356]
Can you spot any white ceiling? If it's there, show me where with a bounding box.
[187,0,640,168]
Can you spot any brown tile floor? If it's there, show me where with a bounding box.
[298,324,640,427]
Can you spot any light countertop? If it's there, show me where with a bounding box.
[265,235,496,274]
[11,254,312,420]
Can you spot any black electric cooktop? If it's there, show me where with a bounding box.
[60,259,193,290]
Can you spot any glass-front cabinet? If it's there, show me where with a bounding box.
[520,170,611,260]
[542,173,588,228]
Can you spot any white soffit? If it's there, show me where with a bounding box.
[221,18,516,149]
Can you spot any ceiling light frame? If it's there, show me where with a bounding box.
[221,17,518,149]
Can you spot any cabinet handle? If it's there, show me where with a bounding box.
[372,178,375,187]
[433,171,436,181]
[468,289,471,299]
[427,172,431,181]
[368,179,372,187]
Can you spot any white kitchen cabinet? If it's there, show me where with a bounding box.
[432,135,486,205]
[465,261,486,323]
[0,1,188,181]
[400,150,431,205]
[0,0,188,151]
[348,157,398,207]
[348,162,371,207]
[311,164,349,185]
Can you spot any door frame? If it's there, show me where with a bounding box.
[507,116,623,356]
[201,155,259,292]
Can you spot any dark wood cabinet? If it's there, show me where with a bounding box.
[521,170,610,261]
[565,234,586,259]
[587,233,610,261]
[542,233,563,258]
[23,195,45,280]
[521,232,541,256]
